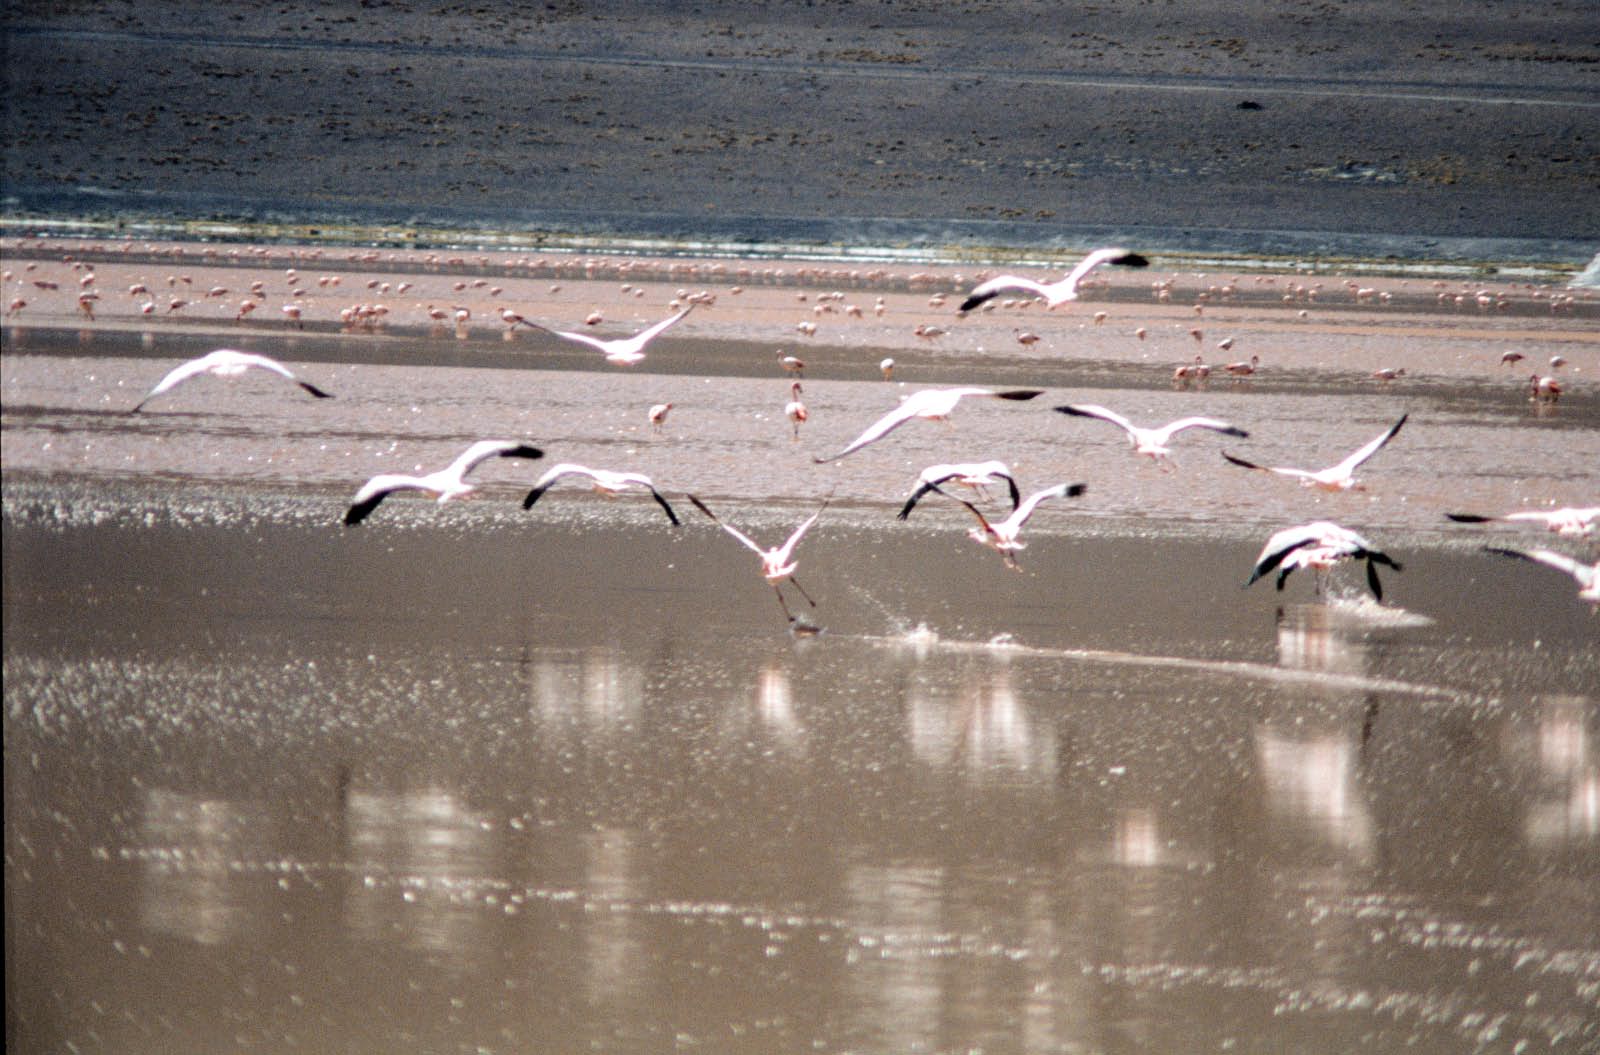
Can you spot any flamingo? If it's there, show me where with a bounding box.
[343,440,545,525]
[958,248,1149,313]
[879,357,895,380]
[785,382,808,440]
[778,352,805,376]
[812,387,1044,463]
[1224,355,1260,378]
[1245,521,1402,601]
[131,349,334,412]
[897,461,1021,521]
[522,464,680,524]
[1445,506,1599,538]
[1221,414,1406,492]
[1484,547,1599,605]
[1529,374,1562,402]
[1054,404,1248,469]
[648,402,673,430]
[688,494,827,622]
[518,304,693,365]
[933,482,1087,570]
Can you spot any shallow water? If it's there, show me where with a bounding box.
[4,303,1598,1053]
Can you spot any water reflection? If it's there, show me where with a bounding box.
[343,785,493,964]
[842,861,945,1051]
[137,788,268,945]
[583,826,644,1010]
[1515,697,1599,848]
[906,656,1058,784]
[530,645,644,729]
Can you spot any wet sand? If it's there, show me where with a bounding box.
[4,1,1598,261]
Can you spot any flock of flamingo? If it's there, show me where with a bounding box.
[111,247,1600,627]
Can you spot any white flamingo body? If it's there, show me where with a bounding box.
[1246,521,1401,600]
[1486,547,1599,604]
[959,248,1149,313]
[1223,414,1406,491]
[1054,404,1247,466]
[522,463,680,524]
[898,461,1022,520]
[948,482,1087,569]
[132,349,333,412]
[785,382,809,440]
[813,387,1044,463]
[521,305,693,364]
[344,440,544,525]
[689,495,827,621]
[1447,506,1600,538]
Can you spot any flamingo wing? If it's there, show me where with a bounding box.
[958,275,1051,313]
[1333,413,1408,474]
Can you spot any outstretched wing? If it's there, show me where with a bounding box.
[447,440,545,481]
[1008,482,1087,528]
[687,494,769,557]
[1055,404,1139,440]
[522,322,611,354]
[958,275,1051,313]
[647,487,681,526]
[1156,417,1248,443]
[1222,451,1314,480]
[1062,247,1149,292]
[344,475,412,526]
[523,463,589,509]
[1485,546,1589,583]
[897,479,946,521]
[629,304,694,345]
[812,401,921,463]
[1332,413,1407,475]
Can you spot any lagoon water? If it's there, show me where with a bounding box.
[4,263,1599,1053]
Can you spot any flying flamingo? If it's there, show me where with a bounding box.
[933,482,1088,570]
[343,440,545,525]
[688,494,828,622]
[517,305,693,365]
[1222,414,1406,491]
[1484,547,1599,606]
[897,461,1022,520]
[812,387,1044,463]
[958,248,1149,313]
[1245,521,1402,601]
[522,464,680,524]
[1054,404,1248,469]
[1446,507,1599,538]
[131,349,334,412]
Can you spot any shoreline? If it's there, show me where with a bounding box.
[3,212,1593,280]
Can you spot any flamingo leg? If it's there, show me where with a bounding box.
[772,585,797,621]
[787,576,818,608]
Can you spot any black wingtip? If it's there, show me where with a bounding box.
[301,382,335,399]
[342,499,377,526]
[687,494,716,521]
[1113,252,1150,268]
[1444,513,1489,524]
[522,486,546,511]
[1221,451,1261,470]
[958,292,992,314]
[1223,427,1250,438]
[1065,483,1088,498]
[652,491,682,526]
[499,445,545,461]
[1053,404,1089,417]
[997,389,1045,401]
